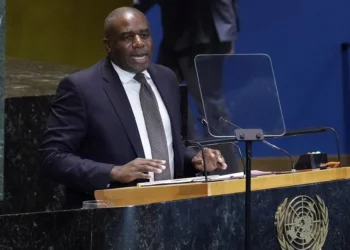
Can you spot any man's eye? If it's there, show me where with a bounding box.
[140,33,150,38]
[122,36,132,40]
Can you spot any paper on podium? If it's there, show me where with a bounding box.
[137,170,274,187]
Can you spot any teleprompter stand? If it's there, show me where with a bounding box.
[186,128,264,250]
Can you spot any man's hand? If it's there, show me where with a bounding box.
[192,148,227,172]
[110,158,166,183]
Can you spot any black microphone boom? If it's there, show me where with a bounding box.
[282,127,327,136]
[279,127,341,166]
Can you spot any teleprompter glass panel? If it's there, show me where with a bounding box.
[194,54,286,138]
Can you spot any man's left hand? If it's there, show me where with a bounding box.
[192,148,227,172]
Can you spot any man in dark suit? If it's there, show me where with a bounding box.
[40,7,227,209]
[134,0,239,139]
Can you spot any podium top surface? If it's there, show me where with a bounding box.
[95,167,350,208]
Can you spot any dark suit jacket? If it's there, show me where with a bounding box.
[135,0,239,51]
[40,58,196,208]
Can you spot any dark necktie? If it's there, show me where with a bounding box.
[133,73,171,181]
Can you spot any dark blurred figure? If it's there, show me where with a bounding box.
[134,0,241,173]
[134,0,239,138]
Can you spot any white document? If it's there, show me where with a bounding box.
[137,170,274,187]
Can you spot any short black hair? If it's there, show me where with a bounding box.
[104,7,145,39]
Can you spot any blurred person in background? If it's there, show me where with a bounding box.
[134,0,241,174]
[134,0,239,139]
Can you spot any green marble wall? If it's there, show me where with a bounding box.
[0,0,5,200]
[6,0,132,68]
[0,1,131,208]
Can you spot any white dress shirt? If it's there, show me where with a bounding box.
[111,62,175,181]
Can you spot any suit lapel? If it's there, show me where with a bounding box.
[101,58,145,158]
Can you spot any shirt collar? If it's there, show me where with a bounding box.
[111,60,151,84]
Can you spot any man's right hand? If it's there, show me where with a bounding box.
[109,158,166,183]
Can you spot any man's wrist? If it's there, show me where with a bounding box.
[110,165,122,182]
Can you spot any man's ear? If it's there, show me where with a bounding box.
[103,38,111,53]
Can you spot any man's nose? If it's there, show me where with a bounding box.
[133,35,145,48]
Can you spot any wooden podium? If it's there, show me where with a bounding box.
[3,167,350,249]
[95,167,350,207]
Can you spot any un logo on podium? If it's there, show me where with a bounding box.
[275,195,329,250]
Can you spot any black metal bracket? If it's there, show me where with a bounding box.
[234,128,264,141]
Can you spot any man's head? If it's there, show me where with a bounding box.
[103,7,153,73]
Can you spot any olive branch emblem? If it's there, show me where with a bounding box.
[275,195,329,250]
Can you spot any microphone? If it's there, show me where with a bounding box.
[218,117,295,172]
[197,116,245,169]
[280,127,341,166]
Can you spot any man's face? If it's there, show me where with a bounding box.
[104,12,153,73]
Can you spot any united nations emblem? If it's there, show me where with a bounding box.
[275,195,329,250]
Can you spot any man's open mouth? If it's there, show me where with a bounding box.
[132,55,147,60]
